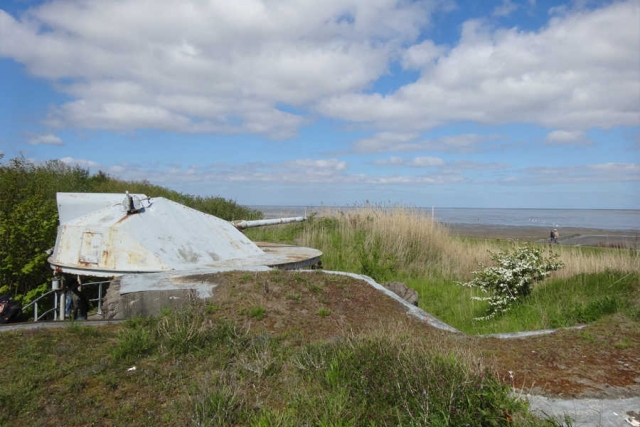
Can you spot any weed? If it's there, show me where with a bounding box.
[156,304,213,355]
[317,308,331,317]
[579,331,596,342]
[308,284,323,294]
[205,302,220,314]
[111,320,156,361]
[286,291,301,302]
[65,322,100,337]
[190,374,245,427]
[613,338,630,349]
[293,273,308,284]
[247,306,266,320]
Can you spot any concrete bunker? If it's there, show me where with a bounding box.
[47,192,322,320]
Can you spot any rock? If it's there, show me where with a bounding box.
[382,282,419,306]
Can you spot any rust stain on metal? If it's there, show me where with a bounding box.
[114,215,131,225]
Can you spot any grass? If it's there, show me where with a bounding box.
[246,206,640,334]
[2,269,637,425]
[0,299,551,427]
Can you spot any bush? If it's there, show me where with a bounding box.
[459,244,564,320]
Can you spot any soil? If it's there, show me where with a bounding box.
[472,317,640,399]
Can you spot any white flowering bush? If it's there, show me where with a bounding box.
[458,244,564,320]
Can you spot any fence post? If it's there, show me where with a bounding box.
[97,283,103,315]
[59,291,66,321]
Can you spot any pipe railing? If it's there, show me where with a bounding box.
[21,280,111,322]
[22,289,60,322]
[83,280,110,316]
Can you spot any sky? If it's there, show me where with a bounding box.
[0,0,639,209]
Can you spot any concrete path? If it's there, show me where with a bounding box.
[0,319,123,333]
[525,395,640,427]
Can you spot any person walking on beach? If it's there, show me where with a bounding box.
[550,229,559,244]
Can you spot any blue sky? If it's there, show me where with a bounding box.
[1,0,638,209]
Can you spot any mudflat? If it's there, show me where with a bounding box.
[445,223,640,249]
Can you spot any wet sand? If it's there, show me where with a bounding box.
[445,223,640,249]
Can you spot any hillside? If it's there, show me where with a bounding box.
[2,270,638,426]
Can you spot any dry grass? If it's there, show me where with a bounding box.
[553,245,640,278]
[300,206,639,281]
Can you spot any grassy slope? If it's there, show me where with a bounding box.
[1,270,638,426]
[1,271,548,427]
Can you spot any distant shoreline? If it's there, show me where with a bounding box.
[254,206,640,233]
[445,223,640,248]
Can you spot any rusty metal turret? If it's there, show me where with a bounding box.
[48,193,321,277]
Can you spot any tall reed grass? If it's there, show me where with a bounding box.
[284,206,639,281]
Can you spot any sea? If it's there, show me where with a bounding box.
[249,206,640,233]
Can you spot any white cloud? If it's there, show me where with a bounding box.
[352,132,420,153]
[544,130,593,145]
[452,161,509,170]
[59,157,100,168]
[283,158,348,172]
[588,162,640,173]
[374,156,445,167]
[401,40,445,70]
[493,0,518,17]
[408,156,444,168]
[92,156,472,188]
[319,1,640,132]
[524,162,640,183]
[0,0,443,138]
[352,132,498,153]
[374,175,464,184]
[27,133,64,145]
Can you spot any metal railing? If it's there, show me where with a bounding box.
[21,280,111,322]
[22,289,60,322]
[84,280,110,316]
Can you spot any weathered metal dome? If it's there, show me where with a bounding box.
[48,193,322,277]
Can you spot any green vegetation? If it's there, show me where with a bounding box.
[458,245,564,320]
[0,302,552,426]
[246,206,640,334]
[459,270,639,334]
[316,307,331,317]
[0,156,262,305]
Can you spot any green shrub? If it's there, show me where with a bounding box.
[459,244,564,320]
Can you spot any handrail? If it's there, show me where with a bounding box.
[20,280,111,322]
[82,280,110,316]
[22,289,60,322]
